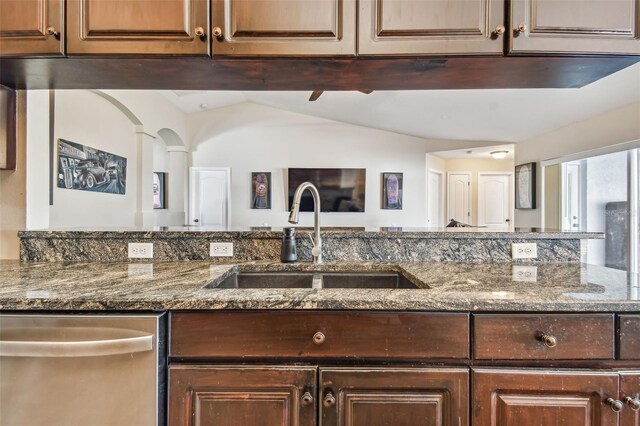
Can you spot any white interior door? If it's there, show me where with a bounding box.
[448,173,471,224]
[427,169,444,227]
[189,168,231,228]
[562,162,583,230]
[478,173,512,229]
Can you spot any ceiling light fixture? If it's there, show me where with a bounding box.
[490,150,509,159]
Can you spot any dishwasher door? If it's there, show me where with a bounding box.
[0,314,165,426]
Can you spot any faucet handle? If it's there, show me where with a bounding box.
[307,233,322,257]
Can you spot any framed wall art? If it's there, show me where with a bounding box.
[252,172,271,209]
[515,162,536,209]
[382,172,403,209]
[153,172,166,209]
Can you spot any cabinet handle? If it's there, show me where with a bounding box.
[46,27,59,38]
[493,25,505,36]
[313,331,325,345]
[212,27,224,40]
[516,23,527,33]
[606,398,624,413]
[323,392,336,407]
[195,27,206,39]
[301,392,313,406]
[625,396,640,411]
[537,333,557,348]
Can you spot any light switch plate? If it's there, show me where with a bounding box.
[128,242,154,259]
[511,242,538,259]
[512,265,538,282]
[210,242,234,257]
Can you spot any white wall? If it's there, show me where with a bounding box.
[50,91,138,228]
[514,101,640,227]
[190,103,499,228]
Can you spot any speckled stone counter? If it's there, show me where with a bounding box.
[19,227,602,263]
[1,260,637,312]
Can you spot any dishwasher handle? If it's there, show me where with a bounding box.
[0,334,154,358]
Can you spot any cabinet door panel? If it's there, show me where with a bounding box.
[320,368,469,426]
[620,315,640,359]
[473,368,619,426]
[510,0,640,55]
[212,0,356,56]
[620,372,640,426]
[67,0,209,55]
[169,365,317,426]
[0,0,63,56]
[359,0,505,55]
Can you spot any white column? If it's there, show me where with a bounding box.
[25,90,51,230]
[135,131,155,227]
[167,146,188,225]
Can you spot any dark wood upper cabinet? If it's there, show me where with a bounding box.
[620,371,640,426]
[66,0,209,55]
[211,0,356,56]
[473,369,620,426]
[509,0,640,55]
[320,367,469,426]
[169,365,317,426]
[358,0,505,55]
[0,0,64,56]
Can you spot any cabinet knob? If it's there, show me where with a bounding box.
[195,27,206,39]
[46,27,59,38]
[625,396,640,411]
[313,331,325,345]
[537,333,557,348]
[323,392,336,407]
[493,25,506,36]
[212,27,224,40]
[301,391,313,405]
[606,398,624,413]
[516,23,527,33]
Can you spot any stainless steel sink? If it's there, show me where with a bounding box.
[209,272,419,289]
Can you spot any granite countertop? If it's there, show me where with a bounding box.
[0,260,637,312]
[18,226,603,240]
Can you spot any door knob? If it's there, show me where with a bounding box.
[46,27,59,38]
[193,219,199,223]
[313,331,325,345]
[212,27,224,40]
[493,25,506,36]
[301,392,313,406]
[625,396,640,411]
[195,27,206,39]
[537,333,557,348]
[516,23,527,33]
[323,392,336,407]
[606,398,624,412]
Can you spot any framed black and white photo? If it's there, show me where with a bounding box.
[382,172,403,209]
[515,162,536,209]
[153,172,166,209]
[251,172,271,209]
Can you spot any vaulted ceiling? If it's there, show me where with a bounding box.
[159,62,640,143]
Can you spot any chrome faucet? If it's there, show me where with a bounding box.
[288,182,323,263]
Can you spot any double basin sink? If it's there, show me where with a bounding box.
[209,271,419,290]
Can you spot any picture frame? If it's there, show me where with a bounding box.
[153,172,167,209]
[251,172,271,209]
[382,172,403,209]
[515,162,536,209]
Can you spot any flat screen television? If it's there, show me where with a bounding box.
[288,168,366,212]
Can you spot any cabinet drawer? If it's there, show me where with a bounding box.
[473,314,614,360]
[170,311,469,360]
[620,315,640,360]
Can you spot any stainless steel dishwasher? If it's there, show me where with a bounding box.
[0,313,166,426]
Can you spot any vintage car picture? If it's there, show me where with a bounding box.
[57,139,127,195]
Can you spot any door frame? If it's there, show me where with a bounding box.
[477,172,514,228]
[189,167,231,227]
[446,172,472,225]
[426,168,445,227]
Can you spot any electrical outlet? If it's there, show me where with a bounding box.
[128,242,154,259]
[512,265,538,282]
[210,242,234,257]
[511,242,538,259]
